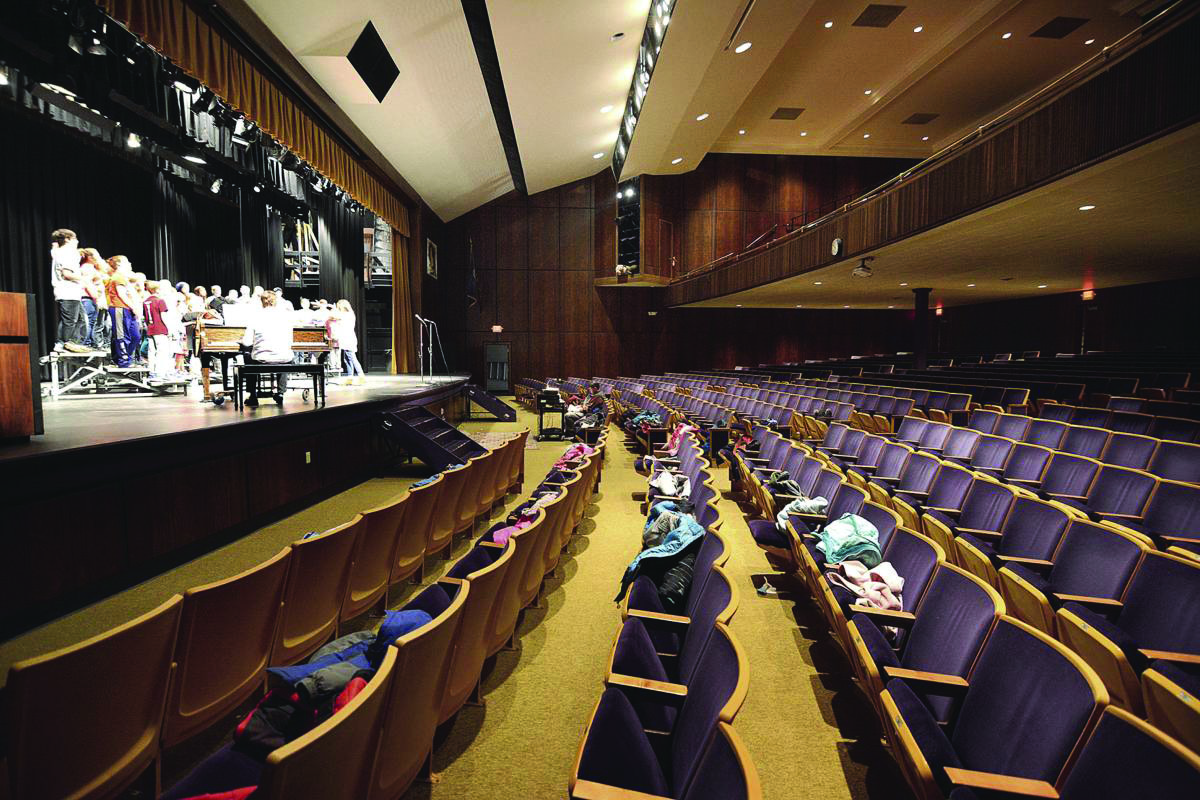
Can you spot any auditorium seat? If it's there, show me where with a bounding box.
[1149,415,1200,443]
[1109,410,1155,435]
[880,616,1106,800]
[994,413,1033,440]
[248,643,397,800]
[364,580,469,800]
[1100,478,1200,551]
[570,622,748,799]
[482,509,547,656]
[1056,549,1200,712]
[1054,464,1157,525]
[609,564,738,730]
[1101,431,1158,470]
[966,409,999,434]
[5,594,182,800]
[1060,425,1112,459]
[506,429,529,493]
[1041,403,1075,423]
[686,722,763,800]
[939,428,981,464]
[998,441,1053,486]
[273,516,361,666]
[162,547,292,748]
[1011,452,1100,500]
[847,564,1002,725]
[1147,439,1200,484]
[997,519,1147,635]
[952,497,1071,588]
[343,493,411,623]
[922,479,1017,552]
[625,530,730,622]
[1141,662,1200,756]
[438,542,517,723]
[458,451,495,535]
[389,473,443,587]
[892,461,974,530]
[427,462,472,560]
[1027,418,1070,449]
[964,434,1013,477]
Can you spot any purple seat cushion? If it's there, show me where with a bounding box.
[161,744,263,800]
[749,519,786,549]
[611,617,678,732]
[1060,708,1200,799]
[626,576,682,655]
[576,688,669,796]
[1151,659,1200,696]
[886,677,962,795]
[401,583,452,619]
[446,545,496,580]
[851,613,901,673]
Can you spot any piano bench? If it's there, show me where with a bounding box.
[234,363,326,410]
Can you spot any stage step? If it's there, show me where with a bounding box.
[466,384,517,421]
[380,405,488,471]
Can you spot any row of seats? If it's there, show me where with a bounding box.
[762,421,1200,757]
[1041,400,1200,441]
[570,420,760,798]
[734,423,1200,798]
[4,429,531,799]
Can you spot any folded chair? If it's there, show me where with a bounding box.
[5,594,183,800]
[365,580,469,800]
[344,493,411,622]
[162,548,292,748]
[482,509,547,657]
[881,616,1107,800]
[1056,549,1200,713]
[391,474,443,587]
[438,541,517,724]
[1141,662,1200,756]
[273,516,361,666]
[427,463,472,560]
[570,623,749,799]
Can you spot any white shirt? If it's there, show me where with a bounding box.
[241,307,294,363]
[51,246,84,300]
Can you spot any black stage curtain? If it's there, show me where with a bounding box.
[315,191,368,353]
[152,173,241,289]
[0,104,155,354]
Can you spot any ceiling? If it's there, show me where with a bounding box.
[626,0,1145,178]
[680,120,1200,309]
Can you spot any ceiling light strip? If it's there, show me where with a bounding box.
[723,0,759,51]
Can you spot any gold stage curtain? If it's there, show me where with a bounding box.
[101,0,410,237]
[392,231,414,373]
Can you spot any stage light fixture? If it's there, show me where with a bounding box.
[252,184,262,193]
[210,179,222,194]
[183,153,206,164]
[68,34,85,55]
[126,132,141,148]
[0,65,9,86]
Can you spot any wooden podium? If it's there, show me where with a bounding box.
[0,292,43,440]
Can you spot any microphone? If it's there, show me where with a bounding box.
[414,314,426,324]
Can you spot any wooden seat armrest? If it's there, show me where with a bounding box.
[626,609,691,627]
[838,454,859,462]
[1053,593,1122,609]
[957,527,1003,539]
[606,672,688,699]
[1139,649,1200,665]
[744,457,770,464]
[1095,512,1143,523]
[790,512,826,521]
[571,778,673,800]
[437,576,466,588]
[1160,535,1200,545]
[774,493,802,501]
[1047,493,1089,503]
[855,607,917,628]
[856,464,880,472]
[943,767,1058,798]
[925,507,960,516]
[997,555,1054,567]
[885,667,969,695]
[479,541,506,550]
[901,490,930,499]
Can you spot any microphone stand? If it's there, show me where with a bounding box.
[414,314,432,383]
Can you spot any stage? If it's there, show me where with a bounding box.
[0,373,472,639]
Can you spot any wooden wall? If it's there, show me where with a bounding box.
[432,156,915,384]
[642,153,914,277]
[939,277,1200,356]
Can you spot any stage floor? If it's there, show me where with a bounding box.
[1,373,469,461]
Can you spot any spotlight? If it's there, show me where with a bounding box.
[624,187,634,198]
[0,65,9,86]
[68,34,85,55]
[183,153,206,164]
[194,88,218,114]
[87,37,107,56]
[252,184,262,193]
[126,132,141,148]
[210,179,222,194]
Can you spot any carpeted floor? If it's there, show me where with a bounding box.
[0,409,908,799]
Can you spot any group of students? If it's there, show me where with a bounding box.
[48,227,365,382]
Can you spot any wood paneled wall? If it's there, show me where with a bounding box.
[939,277,1200,356]
[642,154,913,276]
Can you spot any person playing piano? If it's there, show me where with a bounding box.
[239,290,294,407]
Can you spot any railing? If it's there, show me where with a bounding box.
[673,0,1190,284]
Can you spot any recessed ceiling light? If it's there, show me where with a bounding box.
[1002,32,1012,39]
[1084,38,1095,45]
[600,104,614,113]
[1078,204,1095,211]
[888,305,895,309]
[671,157,683,164]
[922,135,930,141]
[863,133,871,138]
[735,304,743,308]
[813,281,823,285]
[624,187,634,198]
[864,89,873,95]
[800,131,807,136]
[913,25,923,33]
[738,129,746,135]
[900,282,908,286]
[734,42,752,53]
[592,152,605,159]
[795,304,803,308]
[843,305,850,308]
[695,113,709,121]
[967,283,976,287]
[824,21,833,29]
[1037,284,1048,288]
[611,32,625,42]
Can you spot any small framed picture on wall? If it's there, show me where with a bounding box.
[426,239,438,279]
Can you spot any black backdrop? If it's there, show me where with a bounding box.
[0,102,353,354]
